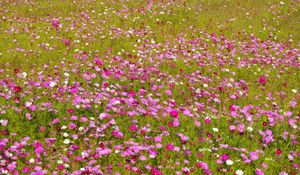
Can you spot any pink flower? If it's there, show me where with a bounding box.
[261,162,268,169]
[62,39,71,46]
[81,116,88,122]
[250,152,259,161]
[173,118,180,127]
[216,159,223,164]
[7,162,16,170]
[229,125,236,131]
[149,149,157,158]
[238,123,245,133]
[25,113,32,120]
[194,120,201,126]
[165,89,172,96]
[204,118,211,124]
[22,166,30,173]
[34,142,44,155]
[69,123,76,129]
[255,168,264,175]
[70,115,77,121]
[52,18,59,29]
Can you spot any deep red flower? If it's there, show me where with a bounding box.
[14,68,19,74]
[263,121,268,126]
[67,108,75,114]
[13,86,22,93]
[1,130,8,136]
[167,121,173,128]
[276,149,282,155]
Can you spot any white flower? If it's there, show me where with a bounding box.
[226,159,233,165]
[280,1,284,5]
[49,81,56,88]
[63,133,69,137]
[78,127,84,131]
[25,101,32,107]
[247,127,253,132]
[63,139,70,144]
[81,151,89,158]
[236,169,244,175]
[288,154,294,161]
[29,158,35,163]
[203,84,208,88]
[1,170,8,174]
[61,126,67,129]
[212,128,219,132]
[57,160,63,164]
[292,89,297,93]
[22,72,27,78]
[64,164,70,168]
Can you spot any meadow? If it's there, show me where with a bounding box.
[0,0,299,174]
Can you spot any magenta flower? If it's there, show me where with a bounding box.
[34,142,44,155]
[129,125,138,131]
[52,18,59,30]
[166,144,174,151]
[221,154,230,161]
[258,75,266,85]
[170,109,178,118]
[151,168,163,175]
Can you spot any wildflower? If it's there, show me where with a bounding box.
[204,117,211,124]
[49,81,56,88]
[70,115,77,121]
[255,168,264,175]
[250,152,259,161]
[221,154,230,161]
[170,109,178,118]
[258,75,266,85]
[13,86,22,93]
[212,128,219,132]
[166,144,174,151]
[275,149,282,155]
[247,126,253,132]
[235,169,244,175]
[229,125,236,131]
[63,139,70,144]
[151,168,163,175]
[129,125,138,131]
[29,158,35,163]
[226,160,233,165]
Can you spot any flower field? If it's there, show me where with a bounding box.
[0,0,299,174]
